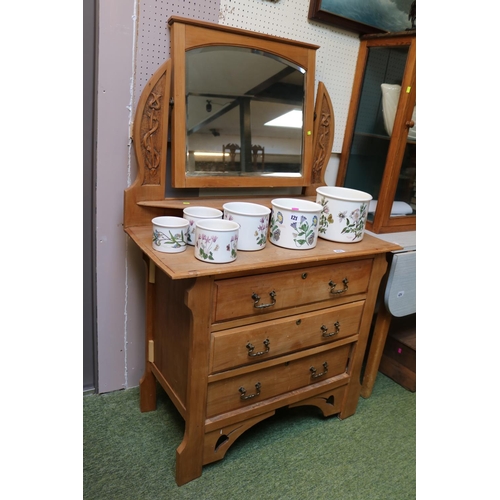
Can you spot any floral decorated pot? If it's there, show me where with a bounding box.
[194,219,240,263]
[269,198,322,250]
[183,206,223,246]
[151,216,189,253]
[316,186,372,243]
[223,202,270,251]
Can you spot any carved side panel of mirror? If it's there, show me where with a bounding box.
[169,17,319,189]
[303,81,335,196]
[125,59,172,227]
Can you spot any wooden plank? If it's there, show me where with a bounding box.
[125,226,401,281]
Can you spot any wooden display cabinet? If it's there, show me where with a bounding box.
[124,17,401,486]
[336,31,416,234]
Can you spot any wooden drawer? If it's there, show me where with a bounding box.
[206,342,352,417]
[210,301,364,373]
[213,260,372,322]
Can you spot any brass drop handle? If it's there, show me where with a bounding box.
[329,278,349,295]
[321,321,340,338]
[310,362,328,379]
[406,120,415,128]
[239,382,261,400]
[252,290,276,308]
[246,339,270,357]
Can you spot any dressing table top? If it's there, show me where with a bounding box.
[126,224,401,280]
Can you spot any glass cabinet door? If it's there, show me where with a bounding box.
[338,33,416,233]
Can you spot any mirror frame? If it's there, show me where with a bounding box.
[169,17,319,189]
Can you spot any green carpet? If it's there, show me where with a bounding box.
[83,375,415,499]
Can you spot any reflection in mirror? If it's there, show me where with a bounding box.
[185,46,305,178]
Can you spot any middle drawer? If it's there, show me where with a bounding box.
[210,301,364,373]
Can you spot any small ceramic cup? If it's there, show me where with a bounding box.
[269,198,323,250]
[152,216,189,253]
[316,186,372,243]
[194,219,240,263]
[183,206,223,246]
[223,201,271,251]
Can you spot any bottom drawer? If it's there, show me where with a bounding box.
[206,342,352,418]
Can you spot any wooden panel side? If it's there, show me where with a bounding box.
[176,276,214,486]
[124,59,171,227]
[152,269,195,409]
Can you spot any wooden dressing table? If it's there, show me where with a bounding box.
[125,221,399,485]
[124,17,401,486]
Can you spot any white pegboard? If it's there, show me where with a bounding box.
[218,0,360,153]
[134,0,361,153]
[134,0,221,107]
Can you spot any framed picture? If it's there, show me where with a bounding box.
[308,0,415,36]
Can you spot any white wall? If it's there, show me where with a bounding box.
[95,0,139,392]
[95,0,360,393]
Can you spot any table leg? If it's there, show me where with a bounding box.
[175,276,212,485]
[140,255,157,412]
[361,301,392,398]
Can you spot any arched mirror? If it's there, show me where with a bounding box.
[170,17,319,189]
[185,46,304,179]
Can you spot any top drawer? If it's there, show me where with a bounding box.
[214,259,372,322]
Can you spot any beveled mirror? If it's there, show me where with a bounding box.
[170,17,319,189]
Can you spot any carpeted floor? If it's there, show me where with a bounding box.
[83,374,415,499]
